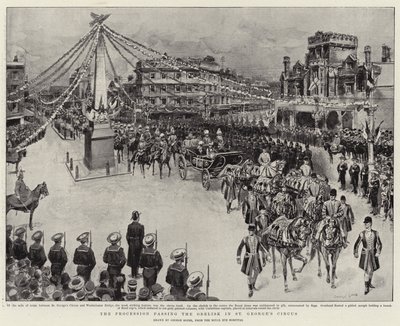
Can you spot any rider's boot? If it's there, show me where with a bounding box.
[248,284,253,298]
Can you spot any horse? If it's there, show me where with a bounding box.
[151,145,172,179]
[169,140,181,166]
[310,217,346,288]
[6,182,49,230]
[131,145,152,178]
[261,215,312,292]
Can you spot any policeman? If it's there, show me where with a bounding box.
[349,158,361,194]
[12,227,28,261]
[166,248,189,300]
[337,156,348,190]
[48,233,68,285]
[103,232,126,289]
[139,233,163,288]
[6,225,14,264]
[28,231,47,269]
[126,211,144,279]
[73,232,96,282]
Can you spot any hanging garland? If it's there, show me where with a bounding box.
[7,25,98,99]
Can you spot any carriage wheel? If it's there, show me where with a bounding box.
[202,170,211,190]
[178,155,187,180]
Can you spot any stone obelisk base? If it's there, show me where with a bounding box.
[84,122,115,170]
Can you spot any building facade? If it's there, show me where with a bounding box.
[278,31,393,130]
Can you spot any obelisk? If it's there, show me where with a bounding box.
[84,17,115,170]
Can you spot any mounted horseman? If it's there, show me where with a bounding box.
[6,169,49,230]
[152,133,172,179]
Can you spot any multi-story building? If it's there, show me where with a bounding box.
[6,55,34,126]
[278,31,393,130]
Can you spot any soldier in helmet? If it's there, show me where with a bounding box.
[73,232,96,282]
[103,232,126,289]
[126,211,144,279]
[12,227,28,261]
[166,248,189,300]
[48,233,68,285]
[28,231,47,269]
[139,233,163,288]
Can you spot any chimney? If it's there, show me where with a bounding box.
[382,44,391,62]
[364,46,371,67]
[283,56,291,76]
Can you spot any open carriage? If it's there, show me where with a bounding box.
[177,149,244,190]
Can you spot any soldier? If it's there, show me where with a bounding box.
[139,233,163,288]
[48,233,68,285]
[203,130,212,146]
[166,248,189,300]
[143,126,152,142]
[242,186,259,225]
[360,164,369,198]
[103,232,126,289]
[258,147,271,168]
[254,209,268,235]
[12,227,28,261]
[126,211,144,279]
[14,170,33,207]
[186,271,207,301]
[150,283,165,301]
[236,224,267,298]
[368,171,380,216]
[220,167,236,214]
[349,158,361,194]
[339,195,355,244]
[337,156,348,190]
[73,232,96,282]
[316,189,346,245]
[354,216,382,295]
[28,231,47,269]
[6,225,14,265]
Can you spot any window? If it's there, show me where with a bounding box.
[188,72,194,79]
[187,85,192,92]
[176,85,181,92]
[150,85,155,92]
[161,98,167,105]
[150,98,155,105]
[161,85,167,92]
[161,73,167,79]
[345,83,353,94]
[176,72,181,79]
[150,73,156,79]
[176,98,181,105]
[13,71,19,80]
[188,99,193,105]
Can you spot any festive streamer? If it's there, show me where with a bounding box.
[7,25,98,98]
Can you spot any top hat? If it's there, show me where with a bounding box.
[204,130,209,135]
[311,172,317,178]
[329,189,337,197]
[124,293,137,301]
[248,224,256,231]
[186,271,204,288]
[51,233,64,242]
[143,233,156,247]
[363,216,373,224]
[76,232,89,243]
[127,279,137,292]
[31,231,44,241]
[107,232,121,244]
[170,248,186,261]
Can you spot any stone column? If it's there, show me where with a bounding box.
[289,110,295,127]
[94,34,107,110]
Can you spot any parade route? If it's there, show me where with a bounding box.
[6,127,393,301]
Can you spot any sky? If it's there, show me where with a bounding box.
[6,7,395,82]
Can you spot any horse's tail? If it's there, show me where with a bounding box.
[309,243,318,262]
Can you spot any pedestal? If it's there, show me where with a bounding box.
[84,122,115,170]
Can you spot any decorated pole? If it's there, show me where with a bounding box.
[185,242,188,269]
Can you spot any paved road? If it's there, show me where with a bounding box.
[6,127,393,300]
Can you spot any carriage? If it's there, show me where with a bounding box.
[177,149,244,190]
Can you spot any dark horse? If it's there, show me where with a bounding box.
[6,182,49,230]
[310,217,346,289]
[131,145,152,178]
[262,215,312,292]
[150,144,172,179]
